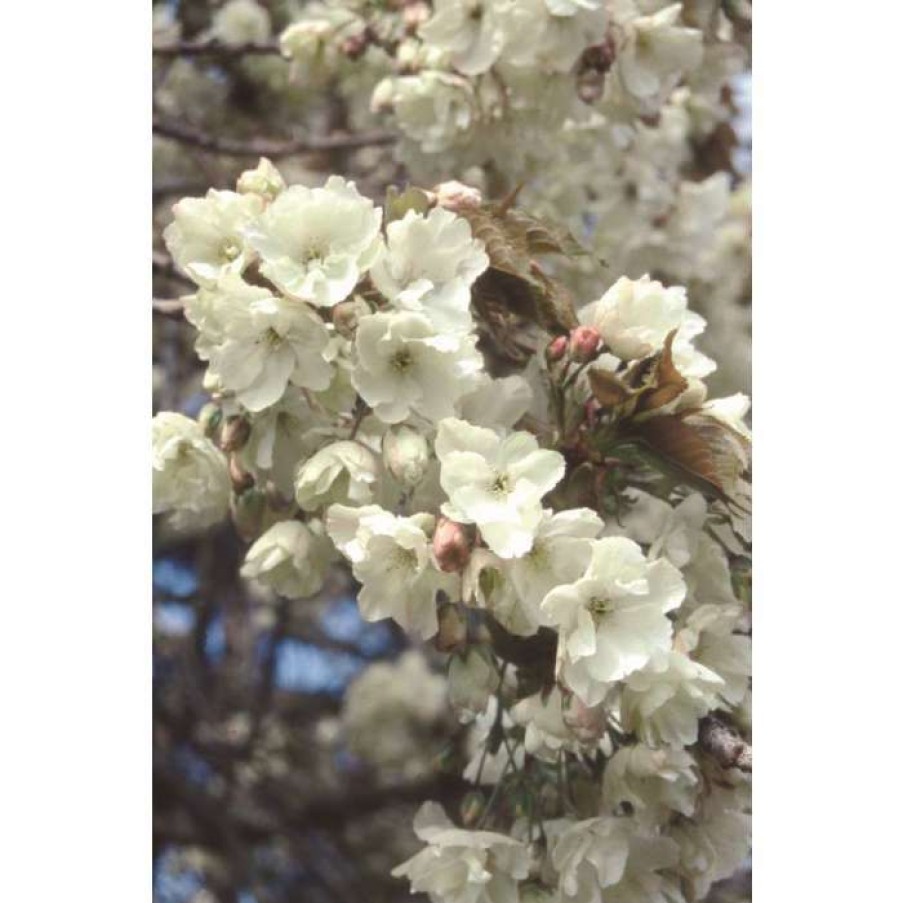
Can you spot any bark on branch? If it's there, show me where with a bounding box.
[153,114,397,159]
[698,715,752,772]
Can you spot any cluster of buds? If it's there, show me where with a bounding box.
[546,325,602,366]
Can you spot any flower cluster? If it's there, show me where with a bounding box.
[153,161,751,902]
[266,0,751,396]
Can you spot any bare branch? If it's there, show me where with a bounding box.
[153,298,185,316]
[153,114,397,159]
[152,250,193,287]
[698,715,752,772]
[153,38,282,58]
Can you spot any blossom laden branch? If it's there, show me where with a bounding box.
[153,113,397,159]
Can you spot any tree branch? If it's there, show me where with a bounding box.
[153,38,282,58]
[698,715,752,772]
[153,114,397,159]
[153,250,193,287]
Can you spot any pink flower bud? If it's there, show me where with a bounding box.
[434,180,483,212]
[433,518,472,573]
[569,325,601,362]
[562,691,608,743]
[220,415,251,452]
[403,2,431,32]
[229,453,254,494]
[546,335,569,363]
[340,32,368,60]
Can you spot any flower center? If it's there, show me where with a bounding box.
[300,237,328,264]
[391,347,415,373]
[587,597,612,621]
[390,546,418,572]
[221,240,241,261]
[490,472,511,496]
[263,328,283,348]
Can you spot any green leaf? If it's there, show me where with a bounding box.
[384,185,432,222]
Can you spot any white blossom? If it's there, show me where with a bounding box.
[393,802,531,903]
[458,373,534,430]
[581,275,715,378]
[209,0,271,46]
[510,686,592,762]
[245,176,382,306]
[371,207,488,333]
[240,519,334,599]
[201,275,332,412]
[604,490,707,571]
[602,744,699,823]
[375,71,476,153]
[699,393,752,442]
[326,504,455,638]
[615,4,703,108]
[436,418,566,559]
[238,395,331,498]
[419,1,507,76]
[163,190,262,287]
[509,507,605,628]
[620,650,724,748]
[669,785,750,901]
[152,413,231,533]
[542,537,685,706]
[550,815,682,903]
[352,312,484,424]
[676,605,751,707]
[294,441,379,511]
[236,157,285,202]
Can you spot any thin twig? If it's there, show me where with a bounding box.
[153,38,282,58]
[153,113,397,159]
[153,250,194,286]
[153,298,185,317]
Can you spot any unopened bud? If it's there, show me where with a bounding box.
[383,424,430,489]
[433,517,472,573]
[434,603,467,653]
[460,790,486,827]
[434,180,483,212]
[229,453,255,494]
[198,402,222,438]
[403,1,431,31]
[332,299,364,339]
[340,31,369,60]
[220,415,251,452]
[561,691,608,744]
[569,325,601,362]
[236,157,285,201]
[546,334,569,364]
